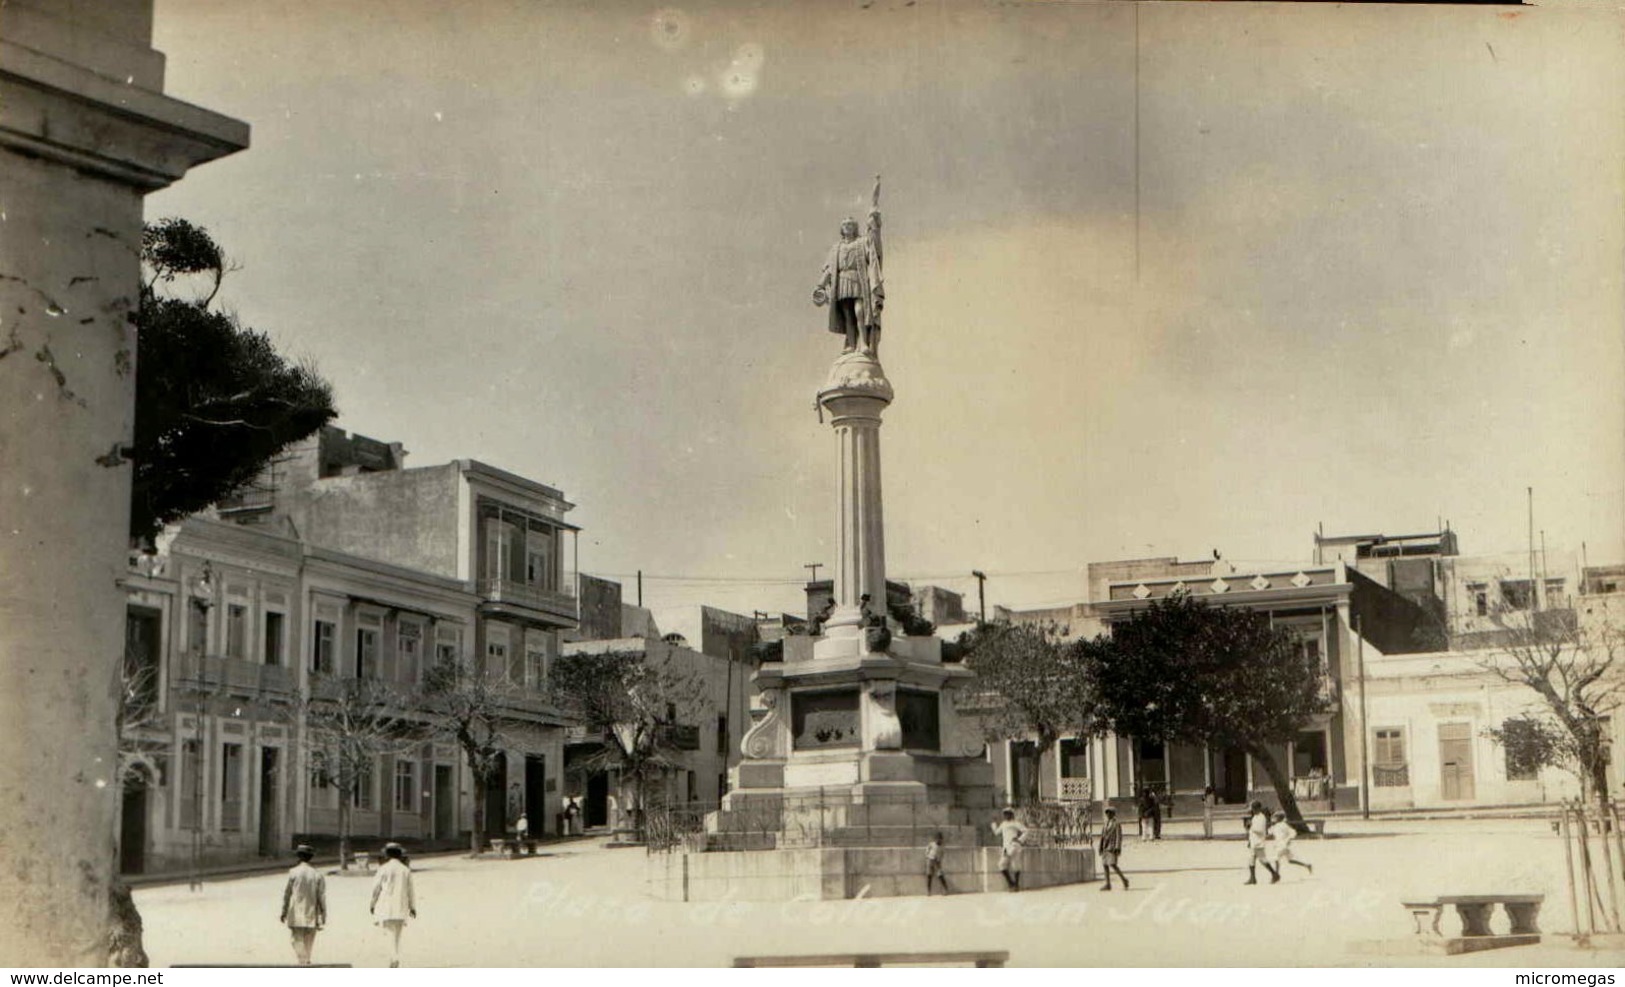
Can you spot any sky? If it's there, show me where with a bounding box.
[148,0,1625,619]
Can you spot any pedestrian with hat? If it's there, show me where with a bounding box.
[369,843,416,968]
[280,844,326,966]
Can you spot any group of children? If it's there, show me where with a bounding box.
[923,799,1313,895]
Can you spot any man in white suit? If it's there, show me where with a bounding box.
[280,844,326,966]
[369,843,417,968]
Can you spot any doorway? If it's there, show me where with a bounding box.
[1438,722,1476,801]
[586,771,609,828]
[119,776,148,875]
[434,765,455,840]
[482,752,508,840]
[1214,748,1249,804]
[525,755,546,831]
[258,747,280,856]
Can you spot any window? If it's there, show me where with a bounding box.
[353,758,375,810]
[189,603,209,658]
[1302,636,1323,665]
[355,627,378,679]
[312,620,336,674]
[220,742,243,831]
[435,625,462,666]
[486,626,511,682]
[1501,580,1535,611]
[180,740,202,829]
[397,622,423,684]
[394,759,417,812]
[1501,720,1541,782]
[1373,728,1408,786]
[226,604,247,660]
[263,612,285,666]
[526,529,554,589]
[1544,579,1567,608]
[1468,584,1488,617]
[1060,738,1089,778]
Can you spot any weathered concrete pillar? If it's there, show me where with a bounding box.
[0,1,247,965]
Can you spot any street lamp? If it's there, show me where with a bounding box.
[971,570,987,625]
[188,562,215,892]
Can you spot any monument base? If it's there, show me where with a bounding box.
[646,845,1095,902]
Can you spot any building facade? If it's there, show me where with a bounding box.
[119,427,583,873]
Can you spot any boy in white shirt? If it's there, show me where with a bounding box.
[1267,811,1314,879]
[991,809,1029,892]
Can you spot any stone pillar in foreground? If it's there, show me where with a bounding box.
[0,0,247,965]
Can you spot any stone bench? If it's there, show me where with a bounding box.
[734,950,1009,968]
[1400,894,1543,955]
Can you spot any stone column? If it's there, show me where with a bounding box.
[814,352,893,660]
[0,1,247,965]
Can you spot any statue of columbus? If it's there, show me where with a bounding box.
[812,176,884,357]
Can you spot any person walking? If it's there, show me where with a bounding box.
[991,808,1029,892]
[1098,807,1130,891]
[1201,785,1217,840]
[1244,801,1280,885]
[1268,811,1314,879]
[280,844,326,966]
[1137,787,1162,841]
[924,831,951,896]
[369,843,416,968]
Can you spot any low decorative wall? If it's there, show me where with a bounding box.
[647,846,1093,902]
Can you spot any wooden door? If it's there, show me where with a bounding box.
[1438,723,1475,801]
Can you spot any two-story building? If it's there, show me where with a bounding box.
[119,427,583,873]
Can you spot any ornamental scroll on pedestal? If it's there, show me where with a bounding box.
[740,686,786,760]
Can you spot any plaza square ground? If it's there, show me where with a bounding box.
[135,816,1625,968]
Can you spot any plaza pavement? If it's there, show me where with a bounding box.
[135,815,1625,968]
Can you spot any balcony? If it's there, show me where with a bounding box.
[181,656,295,700]
[477,576,577,625]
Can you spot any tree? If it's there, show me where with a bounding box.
[419,653,515,854]
[958,623,1099,802]
[1085,594,1333,824]
[299,677,420,870]
[547,646,709,840]
[131,218,336,543]
[1478,608,1622,804]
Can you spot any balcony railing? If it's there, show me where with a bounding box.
[1373,764,1410,787]
[477,576,577,622]
[180,656,295,699]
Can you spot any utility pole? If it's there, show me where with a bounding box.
[636,570,642,608]
[804,562,823,585]
[971,570,988,624]
[1356,613,1370,820]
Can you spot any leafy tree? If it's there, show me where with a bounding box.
[548,646,709,839]
[131,218,336,542]
[1485,713,1567,783]
[1478,608,1622,804]
[959,622,1098,802]
[299,677,420,870]
[1085,594,1333,824]
[419,654,515,854]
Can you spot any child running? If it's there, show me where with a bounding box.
[1268,811,1314,879]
